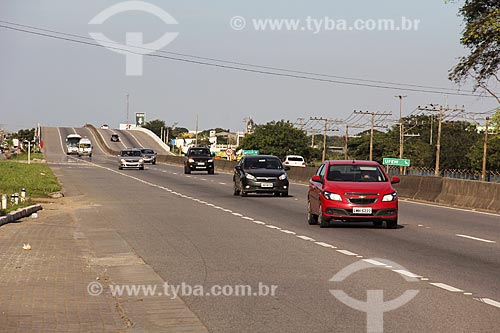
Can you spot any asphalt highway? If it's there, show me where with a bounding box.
[42,126,500,332]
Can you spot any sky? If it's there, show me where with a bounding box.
[0,0,498,133]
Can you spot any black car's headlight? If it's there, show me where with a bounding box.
[278,173,287,180]
[245,173,256,180]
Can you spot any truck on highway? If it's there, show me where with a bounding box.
[66,134,82,155]
[77,137,92,157]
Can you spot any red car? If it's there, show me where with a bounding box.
[307,160,400,229]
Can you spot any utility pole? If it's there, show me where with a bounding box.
[353,111,392,160]
[310,117,340,162]
[322,120,327,162]
[343,124,364,160]
[126,93,130,129]
[310,129,317,147]
[429,114,433,145]
[395,95,407,174]
[482,116,489,182]
[195,114,199,146]
[435,105,443,176]
[344,126,349,160]
[418,104,465,176]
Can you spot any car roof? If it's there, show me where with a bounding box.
[327,160,380,166]
[243,155,279,159]
[121,148,141,151]
[285,155,304,158]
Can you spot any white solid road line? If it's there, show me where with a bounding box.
[56,127,66,154]
[455,234,496,243]
[429,283,463,292]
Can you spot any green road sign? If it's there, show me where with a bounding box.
[243,150,259,155]
[136,113,145,126]
[382,157,411,167]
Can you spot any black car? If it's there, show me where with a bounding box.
[184,147,214,174]
[140,148,157,164]
[233,155,290,197]
[111,133,120,142]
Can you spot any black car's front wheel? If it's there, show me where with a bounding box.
[184,166,191,174]
[233,182,240,196]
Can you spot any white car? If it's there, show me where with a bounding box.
[100,124,109,129]
[284,155,306,167]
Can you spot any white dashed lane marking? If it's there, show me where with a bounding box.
[455,234,496,243]
[392,270,422,278]
[477,298,500,309]
[336,250,358,256]
[363,259,387,266]
[296,235,316,242]
[429,283,463,292]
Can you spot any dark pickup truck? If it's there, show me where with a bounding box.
[184,147,214,174]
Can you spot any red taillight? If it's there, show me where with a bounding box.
[285,161,289,164]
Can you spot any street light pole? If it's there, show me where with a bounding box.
[126,93,130,129]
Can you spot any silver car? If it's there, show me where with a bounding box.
[118,148,144,170]
[140,148,157,164]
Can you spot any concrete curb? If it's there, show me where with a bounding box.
[0,204,43,227]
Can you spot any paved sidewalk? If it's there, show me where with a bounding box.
[0,198,208,333]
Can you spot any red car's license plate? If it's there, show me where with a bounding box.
[353,207,372,214]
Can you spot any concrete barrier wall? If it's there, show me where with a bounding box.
[436,178,500,212]
[394,175,500,213]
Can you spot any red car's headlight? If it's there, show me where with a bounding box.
[382,192,397,202]
[323,191,342,201]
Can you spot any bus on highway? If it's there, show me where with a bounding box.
[66,134,82,155]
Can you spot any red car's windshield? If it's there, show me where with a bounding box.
[326,164,387,182]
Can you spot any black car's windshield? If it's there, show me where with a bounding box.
[141,149,154,154]
[190,148,211,156]
[244,157,283,170]
[326,164,387,182]
[121,150,141,157]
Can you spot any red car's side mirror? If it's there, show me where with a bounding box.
[311,175,322,182]
[391,176,400,184]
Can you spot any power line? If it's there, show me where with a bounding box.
[0,19,486,95]
[0,21,495,98]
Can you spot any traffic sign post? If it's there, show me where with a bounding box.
[382,158,411,167]
[225,148,233,160]
[136,112,145,127]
